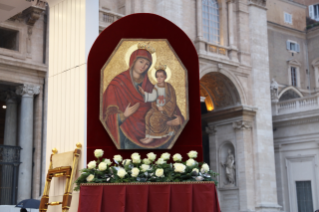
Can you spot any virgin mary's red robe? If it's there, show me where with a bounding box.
[102,49,184,149]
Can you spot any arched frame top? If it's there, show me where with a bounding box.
[278,86,303,99]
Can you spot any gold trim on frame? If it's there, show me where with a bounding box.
[81,181,215,186]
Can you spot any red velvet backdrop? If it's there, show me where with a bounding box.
[87,13,202,163]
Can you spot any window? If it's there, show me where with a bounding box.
[296,181,313,212]
[291,67,297,86]
[286,41,300,52]
[0,27,19,51]
[309,4,319,21]
[284,12,292,24]
[202,0,220,44]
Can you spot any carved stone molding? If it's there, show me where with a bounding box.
[206,126,217,135]
[23,6,45,26]
[233,121,251,130]
[9,1,46,25]
[248,0,267,9]
[16,84,40,97]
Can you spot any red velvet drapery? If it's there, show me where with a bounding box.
[78,182,220,212]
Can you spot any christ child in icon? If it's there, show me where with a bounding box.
[138,64,179,144]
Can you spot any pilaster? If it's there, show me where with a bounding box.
[227,0,239,62]
[233,120,255,211]
[206,125,217,171]
[248,0,281,211]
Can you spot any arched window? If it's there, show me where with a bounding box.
[202,0,220,44]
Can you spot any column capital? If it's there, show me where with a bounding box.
[16,84,40,97]
[233,120,252,130]
[0,90,18,103]
[206,126,217,135]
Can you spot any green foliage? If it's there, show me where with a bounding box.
[74,151,219,191]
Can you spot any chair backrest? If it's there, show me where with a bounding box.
[52,151,74,169]
[40,143,82,212]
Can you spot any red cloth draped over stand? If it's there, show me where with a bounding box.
[78,182,220,212]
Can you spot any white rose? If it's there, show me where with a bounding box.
[140,164,150,172]
[187,150,198,159]
[117,169,127,178]
[192,168,199,174]
[201,163,210,173]
[131,152,141,163]
[113,155,123,162]
[155,168,164,177]
[156,158,166,165]
[174,163,186,173]
[86,174,94,182]
[147,152,157,161]
[143,158,151,165]
[104,159,112,166]
[173,153,182,162]
[186,158,196,167]
[94,149,104,158]
[87,161,97,169]
[131,167,140,177]
[161,152,171,160]
[98,162,107,171]
[122,159,131,166]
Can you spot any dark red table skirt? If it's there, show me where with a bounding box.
[78,182,220,212]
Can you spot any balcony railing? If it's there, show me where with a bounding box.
[99,8,124,31]
[0,145,21,205]
[272,94,319,115]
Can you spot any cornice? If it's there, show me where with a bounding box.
[0,56,47,73]
[267,21,306,39]
[248,0,267,10]
[273,109,319,127]
[202,105,257,123]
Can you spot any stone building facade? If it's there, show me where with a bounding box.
[0,0,48,205]
[0,0,319,211]
[98,0,281,212]
[267,0,319,211]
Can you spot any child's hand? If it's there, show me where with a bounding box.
[138,86,145,95]
[158,106,164,111]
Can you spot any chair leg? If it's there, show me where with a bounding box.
[39,176,52,212]
[62,192,72,212]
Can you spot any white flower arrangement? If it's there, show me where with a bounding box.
[147,152,157,161]
[94,149,104,158]
[113,155,123,162]
[173,153,182,162]
[74,150,218,191]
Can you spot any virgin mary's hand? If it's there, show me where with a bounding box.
[167,115,182,126]
[124,102,140,118]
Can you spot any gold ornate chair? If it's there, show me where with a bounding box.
[40,143,82,212]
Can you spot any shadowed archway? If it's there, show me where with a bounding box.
[200,72,241,112]
[200,72,242,165]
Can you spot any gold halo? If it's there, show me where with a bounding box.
[124,44,156,71]
[149,66,172,83]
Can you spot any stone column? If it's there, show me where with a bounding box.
[3,91,18,146]
[16,84,40,202]
[227,0,238,62]
[233,120,255,211]
[0,91,18,204]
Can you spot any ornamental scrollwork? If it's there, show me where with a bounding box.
[232,121,251,130]
[16,84,40,97]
